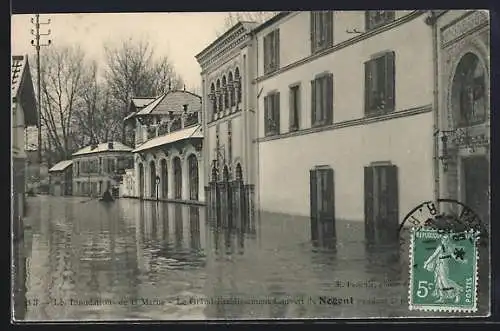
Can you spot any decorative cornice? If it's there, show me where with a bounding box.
[255,104,432,143]
[440,11,489,48]
[200,34,252,71]
[254,10,425,84]
[197,24,253,69]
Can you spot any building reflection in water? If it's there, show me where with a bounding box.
[19,196,458,320]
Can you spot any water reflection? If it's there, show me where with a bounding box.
[17,196,489,320]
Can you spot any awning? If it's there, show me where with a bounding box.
[132,125,202,153]
[48,160,73,172]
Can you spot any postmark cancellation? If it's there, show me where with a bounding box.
[409,228,479,312]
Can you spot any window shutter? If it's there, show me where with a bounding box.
[264,95,269,135]
[289,87,294,129]
[310,169,318,241]
[274,92,280,134]
[311,80,316,126]
[263,35,269,73]
[385,165,399,241]
[385,51,396,112]
[365,11,371,31]
[387,11,395,22]
[310,12,316,53]
[364,166,374,243]
[326,73,334,125]
[326,168,335,226]
[274,30,280,69]
[364,60,372,115]
[326,11,334,47]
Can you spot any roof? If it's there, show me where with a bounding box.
[132,97,155,108]
[72,141,133,157]
[195,21,258,61]
[134,89,202,117]
[48,160,73,172]
[251,12,291,34]
[132,125,203,153]
[12,55,38,126]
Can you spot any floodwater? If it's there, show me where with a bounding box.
[16,196,490,321]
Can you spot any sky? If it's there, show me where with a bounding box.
[12,12,239,149]
[11,12,233,91]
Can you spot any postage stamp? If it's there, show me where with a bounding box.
[409,227,479,312]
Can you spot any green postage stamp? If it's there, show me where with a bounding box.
[409,228,479,312]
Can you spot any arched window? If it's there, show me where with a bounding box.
[160,159,168,199]
[235,67,242,103]
[235,163,243,181]
[222,165,229,182]
[222,75,228,109]
[451,52,487,127]
[173,157,182,200]
[216,79,221,113]
[138,163,145,198]
[210,83,216,116]
[188,154,199,200]
[228,71,235,107]
[150,161,156,198]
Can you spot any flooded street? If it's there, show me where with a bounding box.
[17,196,489,320]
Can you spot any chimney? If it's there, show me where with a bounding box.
[108,142,114,149]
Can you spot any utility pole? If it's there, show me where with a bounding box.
[30,14,51,166]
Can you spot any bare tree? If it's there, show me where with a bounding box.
[72,60,123,147]
[103,36,184,143]
[217,12,280,36]
[37,45,86,161]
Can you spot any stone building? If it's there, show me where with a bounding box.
[124,97,156,148]
[71,142,134,197]
[48,160,73,196]
[11,54,38,320]
[125,89,204,203]
[249,11,440,245]
[195,21,259,226]
[12,55,38,232]
[432,10,490,225]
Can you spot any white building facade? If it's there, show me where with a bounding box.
[252,11,436,244]
[72,142,134,197]
[195,21,259,191]
[125,90,205,204]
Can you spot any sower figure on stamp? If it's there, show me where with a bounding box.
[423,235,468,304]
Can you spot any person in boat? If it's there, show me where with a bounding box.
[101,188,114,202]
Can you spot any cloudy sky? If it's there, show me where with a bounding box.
[12,12,248,149]
[11,12,234,91]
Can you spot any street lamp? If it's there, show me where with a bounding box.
[155,175,160,201]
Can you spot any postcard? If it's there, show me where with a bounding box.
[11,10,491,321]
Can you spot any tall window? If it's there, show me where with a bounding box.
[365,11,395,31]
[364,164,399,244]
[289,84,301,131]
[227,120,232,163]
[310,11,334,54]
[263,29,280,75]
[364,51,395,115]
[264,92,280,136]
[451,52,487,127]
[311,73,333,127]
